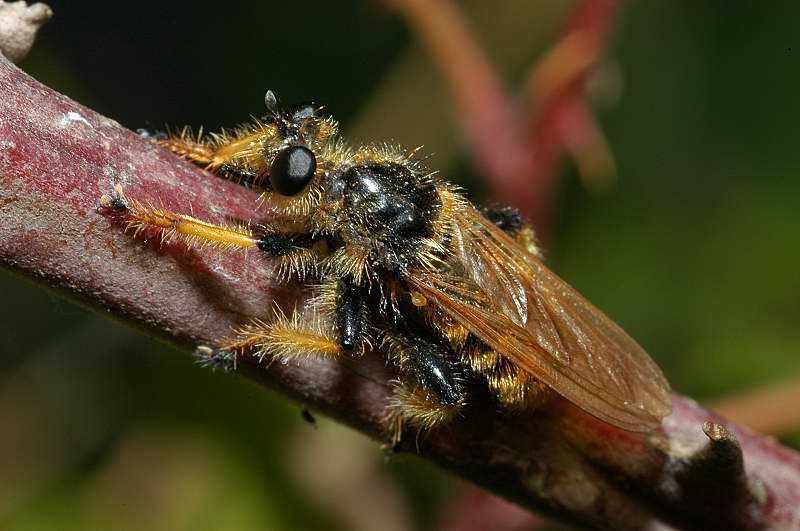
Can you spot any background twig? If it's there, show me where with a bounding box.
[710,379,800,436]
[389,0,620,239]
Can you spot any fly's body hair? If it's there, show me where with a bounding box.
[461,338,553,410]
[105,91,671,443]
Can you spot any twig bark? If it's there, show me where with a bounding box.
[2,56,800,531]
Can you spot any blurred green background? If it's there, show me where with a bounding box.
[2,1,799,530]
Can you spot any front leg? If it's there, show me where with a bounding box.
[101,185,324,269]
[100,184,260,251]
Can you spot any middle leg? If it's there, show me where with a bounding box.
[213,273,372,365]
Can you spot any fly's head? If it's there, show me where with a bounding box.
[258,93,446,274]
[255,91,348,220]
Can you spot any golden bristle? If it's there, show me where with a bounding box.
[231,309,341,365]
[121,198,258,251]
[387,383,463,434]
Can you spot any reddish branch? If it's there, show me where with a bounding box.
[2,57,800,530]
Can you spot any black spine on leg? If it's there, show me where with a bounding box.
[404,337,465,407]
[335,277,366,351]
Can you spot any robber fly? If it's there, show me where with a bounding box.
[101,91,671,441]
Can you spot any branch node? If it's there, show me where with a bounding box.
[700,422,769,506]
[0,1,52,63]
[673,421,769,530]
[697,421,746,477]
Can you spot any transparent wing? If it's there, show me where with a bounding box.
[406,206,671,431]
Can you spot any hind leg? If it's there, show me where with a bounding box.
[481,205,542,258]
[381,330,467,445]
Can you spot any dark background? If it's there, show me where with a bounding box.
[2,1,799,529]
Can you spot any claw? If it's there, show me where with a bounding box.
[194,345,237,372]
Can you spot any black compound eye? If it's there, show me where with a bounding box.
[270,146,317,196]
